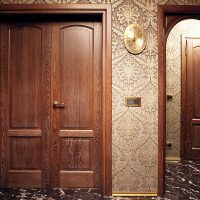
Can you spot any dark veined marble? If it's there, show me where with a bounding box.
[0,161,200,200]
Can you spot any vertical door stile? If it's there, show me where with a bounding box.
[51,24,60,186]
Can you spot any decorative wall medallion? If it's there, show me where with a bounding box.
[124,23,146,54]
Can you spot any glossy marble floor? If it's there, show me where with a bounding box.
[0,160,199,200]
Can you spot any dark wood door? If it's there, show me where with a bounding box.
[0,20,102,188]
[51,22,102,187]
[0,23,51,187]
[183,36,200,160]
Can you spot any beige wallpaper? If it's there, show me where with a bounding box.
[166,19,200,160]
[1,0,200,194]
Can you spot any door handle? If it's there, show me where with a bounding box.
[53,101,65,108]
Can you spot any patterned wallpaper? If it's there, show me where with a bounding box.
[1,0,200,194]
[166,19,200,160]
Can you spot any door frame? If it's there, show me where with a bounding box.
[0,4,112,196]
[157,5,200,196]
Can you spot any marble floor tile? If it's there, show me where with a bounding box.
[0,160,199,200]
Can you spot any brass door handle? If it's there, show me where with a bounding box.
[53,101,65,108]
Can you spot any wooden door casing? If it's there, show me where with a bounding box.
[0,5,112,195]
[158,6,200,195]
[51,22,102,187]
[0,23,51,187]
[182,36,200,160]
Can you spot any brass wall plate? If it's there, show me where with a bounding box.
[125,97,141,107]
[124,24,146,54]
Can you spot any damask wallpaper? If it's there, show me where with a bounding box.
[166,19,200,160]
[1,0,200,194]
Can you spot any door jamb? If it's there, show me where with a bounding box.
[157,5,200,196]
[0,4,112,196]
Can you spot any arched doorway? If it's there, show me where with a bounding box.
[157,5,200,195]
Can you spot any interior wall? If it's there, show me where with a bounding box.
[1,0,200,194]
[166,19,200,161]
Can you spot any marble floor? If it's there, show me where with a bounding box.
[0,160,199,200]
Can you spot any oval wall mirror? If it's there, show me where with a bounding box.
[124,23,146,54]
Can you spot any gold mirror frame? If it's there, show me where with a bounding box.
[124,24,146,54]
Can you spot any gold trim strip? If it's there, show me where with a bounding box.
[112,193,158,197]
[166,157,180,161]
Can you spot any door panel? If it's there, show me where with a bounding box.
[10,137,41,170]
[51,22,102,187]
[60,138,91,170]
[185,37,200,159]
[60,26,93,128]
[0,23,51,187]
[10,26,41,128]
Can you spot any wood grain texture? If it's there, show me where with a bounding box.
[181,35,187,160]
[0,23,51,188]
[102,7,112,195]
[192,126,200,148]
[93,22,102,187]
[60,171,93,187]
[158,5,200,195]
[52,21,102,188]
[193,43,200,118]
[40,24,51,188]
[8,129,41,137]
[0,4,112,196]
[157,5,165,196]
[60,130,94,138]
[0,4,110,14]
[0,24,9,187]
[59,24,93,129]
[8,170,41,187]
[51,23,60,187]
[9,137,41,170]
[61,139,91,170]
[0,25,1,184]
[184,37,200,160]
[9,25,41,128]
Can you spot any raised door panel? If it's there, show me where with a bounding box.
[59,26,93,129]
[0,23,51,187]
[60,139,91,170]
[10,137,41,170]
[10,26,41,128]
[193,44,200,118]
[51,22,102,188]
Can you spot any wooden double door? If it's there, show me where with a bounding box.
[0,17,102,188]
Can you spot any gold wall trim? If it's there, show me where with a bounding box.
[112,192,158,197]
[166,157,181,161]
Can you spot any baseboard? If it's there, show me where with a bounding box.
[166,157,181,161]
[112,192,158,197]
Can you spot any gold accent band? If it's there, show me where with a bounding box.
[166,157,181,161]
[112,193,158,197]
